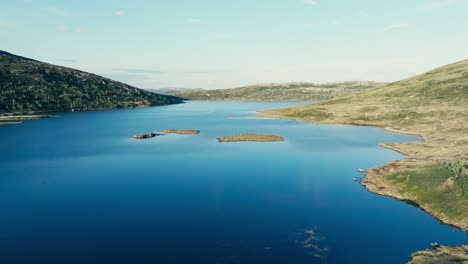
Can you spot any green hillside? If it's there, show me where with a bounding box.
[0,50,183,114]
[175,81,385,101]
[260,59,468,231]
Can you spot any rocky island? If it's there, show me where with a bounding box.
[133,133,162,139]
[160,129,200,135]
[217,134,284,143]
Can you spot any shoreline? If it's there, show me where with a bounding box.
[257,109,468,232]
[0,115,56,124]
[360,160,467,231]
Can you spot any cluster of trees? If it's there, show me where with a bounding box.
[441,161,468,197]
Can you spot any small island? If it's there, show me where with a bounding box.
[217,133,284,143]
[160,129,200,135]
[133,132,162,139]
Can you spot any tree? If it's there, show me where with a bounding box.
[443,161,467,179]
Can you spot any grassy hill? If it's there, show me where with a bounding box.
[175,81,385,101]
[260,59,468,231]
[0,50,183,114]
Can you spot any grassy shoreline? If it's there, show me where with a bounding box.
[257,107,468,231]
[258,60,468,262]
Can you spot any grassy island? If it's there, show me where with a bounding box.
[160,129,200,135]
[217,134,284,143]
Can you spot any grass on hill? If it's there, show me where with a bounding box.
[175,81,386,101]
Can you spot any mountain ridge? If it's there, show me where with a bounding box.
[175,81,386,101]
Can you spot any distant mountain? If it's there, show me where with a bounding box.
[0,50,184,114]
[146,87,204,96]
[174,81,386,101]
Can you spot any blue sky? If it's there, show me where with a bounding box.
[1,0,467,89]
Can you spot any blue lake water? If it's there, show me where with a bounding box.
[0,101,466,264]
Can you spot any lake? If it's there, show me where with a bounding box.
[0,101,466,264]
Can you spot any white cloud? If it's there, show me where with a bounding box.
[385,23,409,31]
[424,0,457,9]
[50,7,68,17]
[304,0,317,5]
[114,10,126,16]
[188,18,202,24]
[75,27,90,34]
[56,25,69,32]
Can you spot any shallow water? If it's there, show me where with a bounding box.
[0,101,466,264]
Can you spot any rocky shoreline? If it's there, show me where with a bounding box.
[408,244,468,264]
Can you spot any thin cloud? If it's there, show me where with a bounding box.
[56,25,69,32]
[75,27,90,34]
[304,0,317,5]
[385,23,409,31]
[114,10,126,16]
[113,68,164,74]
[50,7,68,17]
[188,18,202,24]
[424,0,457,9]
[182,70,226,74]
